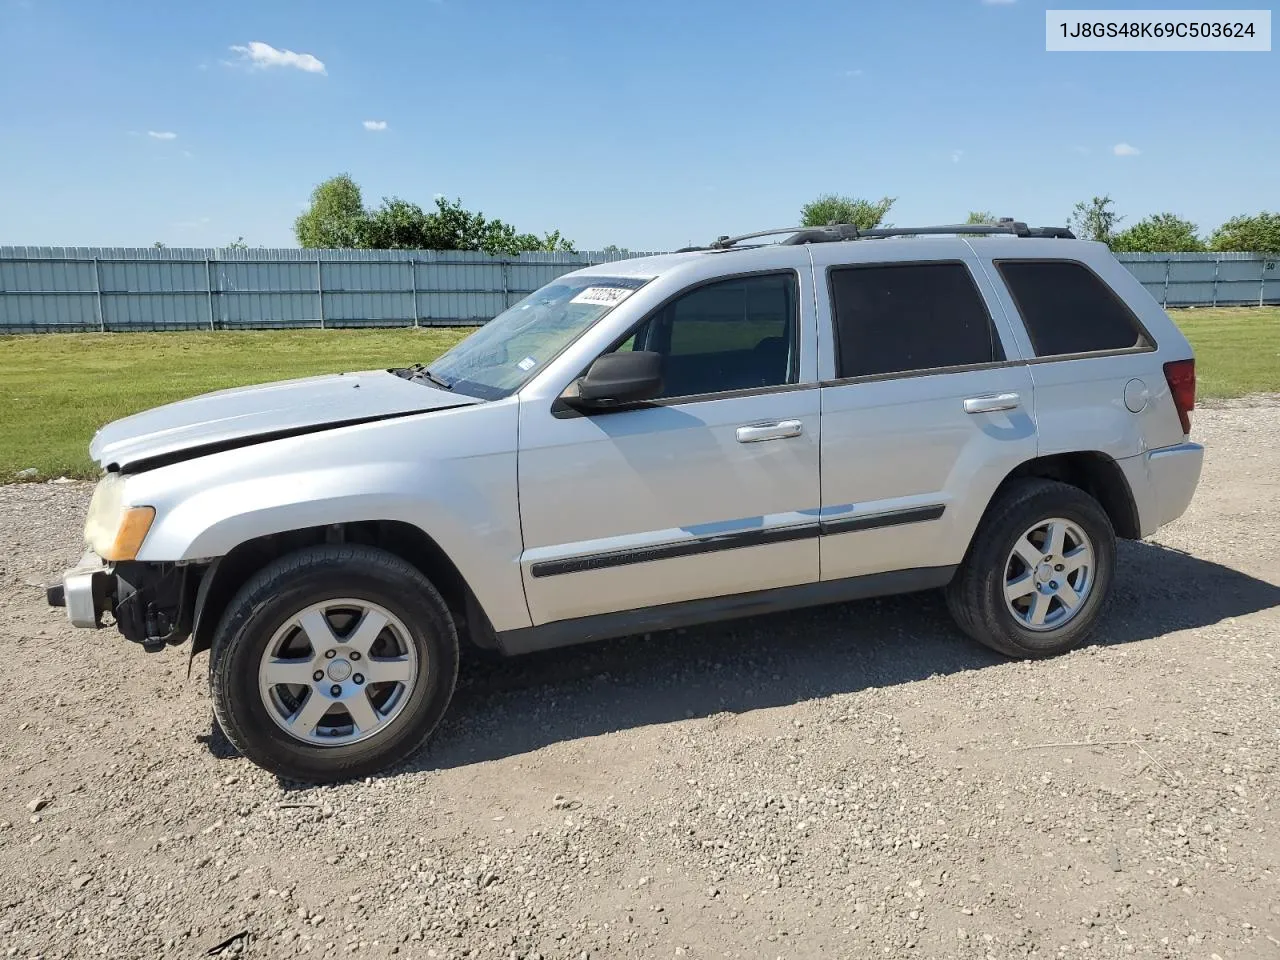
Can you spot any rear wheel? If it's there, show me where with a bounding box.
[209,545,458,782]
[946,479,1116,658]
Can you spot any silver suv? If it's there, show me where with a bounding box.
[48,221,1204,782]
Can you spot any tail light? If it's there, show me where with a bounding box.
[1163,359,1195,435]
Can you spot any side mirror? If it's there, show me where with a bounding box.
[565,351,663,410]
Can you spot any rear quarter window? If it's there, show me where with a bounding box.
[996,259,1150,357]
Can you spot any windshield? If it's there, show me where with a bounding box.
[420,275,651,399]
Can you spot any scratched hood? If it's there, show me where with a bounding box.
[90,370,476,472]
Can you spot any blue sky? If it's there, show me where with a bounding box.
[0,0,1275,250]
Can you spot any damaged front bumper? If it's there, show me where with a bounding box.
[47,551,114,628]
[47,552,195,651]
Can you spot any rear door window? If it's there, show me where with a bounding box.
[996,260,1148,357]
[828,262,1004,379]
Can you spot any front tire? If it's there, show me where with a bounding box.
[209,545,458,783]
[946,479,1116,659]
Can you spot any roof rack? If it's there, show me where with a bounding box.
[679,218,1075,252]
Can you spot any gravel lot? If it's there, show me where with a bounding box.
[2,400,1278,960]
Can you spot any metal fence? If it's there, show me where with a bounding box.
[0,247,661,333]
[1118,251,1280,309]
[1,246,1276,333]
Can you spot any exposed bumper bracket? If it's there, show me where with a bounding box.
[56,552,113,628]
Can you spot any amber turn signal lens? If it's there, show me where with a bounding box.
[100,506,156,561]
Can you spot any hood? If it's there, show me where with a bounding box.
[91,370,476,472]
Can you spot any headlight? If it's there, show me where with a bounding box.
[84,474,155,561]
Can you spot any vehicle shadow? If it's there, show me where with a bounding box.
[211,541,1279,783]
[406,540,1280,773]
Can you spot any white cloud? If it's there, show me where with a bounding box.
[147,130,177,140]
[951,149,964,163]
[228,41,326,74]
[362,120,388,131]
[1113,142,1141,156]
[844,68,863,78]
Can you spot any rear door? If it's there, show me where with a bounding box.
[812,249,1037,582]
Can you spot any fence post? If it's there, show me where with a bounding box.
[1211,259,1220,307]
[501,260,510,309]
[316,258,325,329]
[205,258,216,332]
[1261,258,1267,308]
[92,257,105,332]
[410,259,419,329]
[1161,258,1171,308]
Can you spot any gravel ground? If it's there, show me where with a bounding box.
[2,401,1278,960]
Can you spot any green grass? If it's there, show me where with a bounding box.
[1,306,1277,481]
[1166,306,1280,400]
[0,328,468,480]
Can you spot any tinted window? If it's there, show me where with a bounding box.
[829,263,1003,378]
[997,260,1147,357]
[616,273,797,399]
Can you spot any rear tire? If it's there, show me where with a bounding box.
[946,479,1116,658]
[209,545,458,783]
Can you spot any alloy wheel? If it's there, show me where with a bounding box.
[1003,518,1095,632]
[256,599,419,746]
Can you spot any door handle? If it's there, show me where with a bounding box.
[736,419,803,443]
[963,393,1021,415]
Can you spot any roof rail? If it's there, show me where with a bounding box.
[691,218,1074,251]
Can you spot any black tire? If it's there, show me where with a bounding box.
[946,479,1116,659]
[209,545,458,783]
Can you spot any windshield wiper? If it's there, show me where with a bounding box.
[406,365,453,390]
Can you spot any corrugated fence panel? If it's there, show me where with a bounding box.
[0,256,100,331]
[320,260,414,325]
[1,247,1275,332]
[216,260,320,327]
[1120,251,1280,307]
[1217,258,1266,305]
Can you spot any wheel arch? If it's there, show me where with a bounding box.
[190,520,499,659]
[990,451,1141,541]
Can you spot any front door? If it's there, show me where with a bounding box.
[517,266,822,626]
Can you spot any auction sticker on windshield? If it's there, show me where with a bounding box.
[570,286,636,307]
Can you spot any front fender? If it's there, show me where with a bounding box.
[124,400,531,632]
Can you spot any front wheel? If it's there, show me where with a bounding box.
[209,545,458,783]
[946,479,1116,658]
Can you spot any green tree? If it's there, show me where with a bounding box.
[1210,212,1280,253]
[1066,195,1123,245]
[363,198,431,249]
[399,197,556,255]
[1111,214,1206,253]
[799,194,895,229]
[295,174,369,248]
[538,230,576,253]
[419,196,511,253]
[296,176,575,253]
[152,241,165,248]
[226,236,249,250]
[966,211,998,225]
